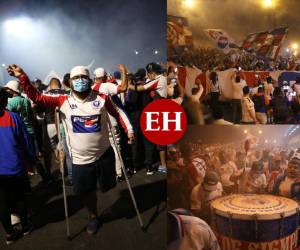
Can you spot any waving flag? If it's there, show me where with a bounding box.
[241,27,288,60]
[204,29,238,54]
[167,15,193,55]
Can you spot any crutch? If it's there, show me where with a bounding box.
[106,112,144,229]
[56,109,71,239]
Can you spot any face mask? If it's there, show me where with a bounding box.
[72,78,90,93]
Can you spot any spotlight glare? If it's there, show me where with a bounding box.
[3,17,34,37]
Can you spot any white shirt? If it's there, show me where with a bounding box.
[232,80,247,99]
[168,214,220,250]
[144,75,167,98]
[241,96,255,123]
[19,74,133,165]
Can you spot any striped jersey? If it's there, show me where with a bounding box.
[19,74,133,165]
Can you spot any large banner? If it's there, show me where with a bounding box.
[170,62,300,99]
[204,29,238,54]
[241,27,288,60]
[167,15,193,55]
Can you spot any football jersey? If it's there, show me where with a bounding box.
[19,74,132,165]
[144,75,167,98]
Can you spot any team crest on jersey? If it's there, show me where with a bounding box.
[92,100,100,109]
[71,115,101,133]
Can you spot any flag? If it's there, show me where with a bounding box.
[241,27,288,60]
[204,29,238,54]
[167,15,193,55]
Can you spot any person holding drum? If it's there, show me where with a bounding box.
[273,155,300,200]
[233,161,267,194]
[190,171,223,222]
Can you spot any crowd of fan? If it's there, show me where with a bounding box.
[167,141,300,249]
[167,64,300,124]
[0,62,168,245]
[168,47,300,72]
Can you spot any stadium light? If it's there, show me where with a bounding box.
[262,0,275,9]
[3,17,34,37]
[183,0,194,8]
[292,43,299,50]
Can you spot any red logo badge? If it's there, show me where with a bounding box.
[140,99,187,145]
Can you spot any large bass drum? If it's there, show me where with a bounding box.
[211,194,299,250]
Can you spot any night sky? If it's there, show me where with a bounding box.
[168,0,300,48]
[0,0,166,83]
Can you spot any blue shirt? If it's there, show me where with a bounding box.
[0,110,35,176]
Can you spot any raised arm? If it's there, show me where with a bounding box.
[7,64,66,109]
[116,64,128,93]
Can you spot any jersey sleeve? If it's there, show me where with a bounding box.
[19,74,67,109]
[143,79,160,91]
[104,95,133,134]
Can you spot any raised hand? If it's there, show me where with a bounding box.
[7,64,24,78]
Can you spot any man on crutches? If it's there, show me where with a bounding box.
[7,64,140,235]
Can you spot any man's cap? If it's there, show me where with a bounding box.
[94,68,106,78]
[145,62,162,74]
[70,66,90,79]
[4,80,20,94]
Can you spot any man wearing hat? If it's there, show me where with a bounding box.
[190,171,223,220]
[4,80,35,138]
[128,62,167,99]
[92,65,128,94]
[0,87,35,244]
[273,154,300,200]
[7,64,134,235]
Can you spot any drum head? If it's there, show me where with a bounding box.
[211,194,299,220]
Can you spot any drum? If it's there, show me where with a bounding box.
[211,194,300,250]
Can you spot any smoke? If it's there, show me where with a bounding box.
[168,0,300,48]
[0,0,166,84]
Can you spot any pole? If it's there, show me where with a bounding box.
[56,109,71,239]
[106,110,144,229]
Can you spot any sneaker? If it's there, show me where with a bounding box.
[158,165,167,173]
[146,168,154,176]
[23,222,34,236]
[6,229,22,245]
[86,218,100,235]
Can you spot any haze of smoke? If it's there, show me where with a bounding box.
[168,0,300,47]
[0,0,166,84]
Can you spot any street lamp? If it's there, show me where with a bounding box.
[134,50,139,55]
[154,50,159,55]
